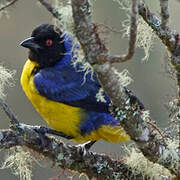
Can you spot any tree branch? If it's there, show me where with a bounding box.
[71,0,180,176]
[0,98,143,179]
[99,0,138,64]
[37,0,61,21]
[138,2,177,53]
[0,99,19,127]
[0,127,143,179]
[0,0,19,11]
[160,0,169,32]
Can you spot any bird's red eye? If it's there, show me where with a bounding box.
[46,39,53,47]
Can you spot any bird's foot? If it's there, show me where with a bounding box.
[76,141,96,156]
[32,126,50,147]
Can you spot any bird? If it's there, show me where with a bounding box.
[20,24,130,144]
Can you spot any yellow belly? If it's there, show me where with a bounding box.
[21,59,130,142]
[20,59,85,138]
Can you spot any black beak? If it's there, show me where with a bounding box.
[20,37,41,51]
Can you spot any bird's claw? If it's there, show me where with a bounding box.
[76,141,96,156]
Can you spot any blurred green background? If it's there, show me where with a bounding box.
[0,0,180,179]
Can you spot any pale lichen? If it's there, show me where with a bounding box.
[96,88,107,103]
[124,147,172,180]
[72,57,94,84]
[122,17,155,61]
[158,139,179,173]
[52,0,74,33]
[0,147,33,180]
[167,98,180,140]
[96,160,108,174]
[114,0,155,61]
[0,1,10,19]
[0,66,15,99]
[141,110,150,121]
[113,68,133,87]
[0,9,9,19]
[57,153,64,161]
[112,172,122,180]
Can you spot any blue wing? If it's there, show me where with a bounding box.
[33,64,110,113]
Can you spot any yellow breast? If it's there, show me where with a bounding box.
[20,59,84,138]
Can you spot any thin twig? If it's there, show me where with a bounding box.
[97,23,122,34]
[38,0,61,20]
[146,120,167,146]
[138,2,176,52]
[126,0,138,60]
[98,0,138,64]
[0,99,19,126]
[160,0,169,32]
[0,0,19,11]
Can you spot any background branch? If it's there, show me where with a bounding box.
[0,0,19,11]
[160,0,169,32]
[37,0,62,21]
[138,2,176,53]
[99,0,138,64]
[0,99,19,127]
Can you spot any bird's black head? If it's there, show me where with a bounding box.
[20,24,66,67]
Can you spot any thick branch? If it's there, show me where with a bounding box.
[0,128,143,180]
[37,0,61,21]
[96,65,180,175]
[72,0,107,65]
[0,99,147,179]
[0,0,19,11]
[71,0,180,176]
[138,2,177,53]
